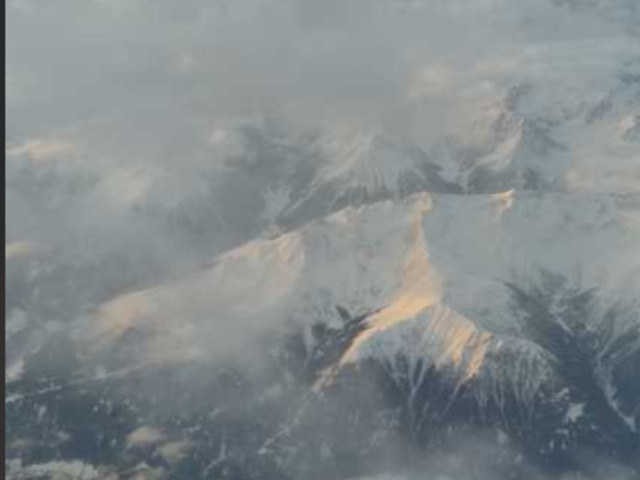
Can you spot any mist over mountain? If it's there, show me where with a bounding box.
[5,0,640,479]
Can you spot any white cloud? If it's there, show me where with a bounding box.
[6,138,77,162]
[126,426,166,449]
[7,0,636,141]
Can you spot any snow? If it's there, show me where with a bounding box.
[17,17,638,413]
[6,460,101,480]
[565,403,585,424]
[92,190,640,396]
[442,37,640,194]
[603,380,638,433]
[5,4,640,479]
[5,358,25,383]
[312,132,427,198]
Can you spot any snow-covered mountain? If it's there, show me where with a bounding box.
[7,94,640,480]
[6,0,640,479]
[91,189,640,398]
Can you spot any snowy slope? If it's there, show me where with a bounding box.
[436,39,640,194]
[279,132,458,226]
[91,191,640,380]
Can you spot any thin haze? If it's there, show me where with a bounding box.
[6,0,639,250]
[5,1,640,479]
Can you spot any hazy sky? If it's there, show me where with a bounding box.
[7,0,638,142]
